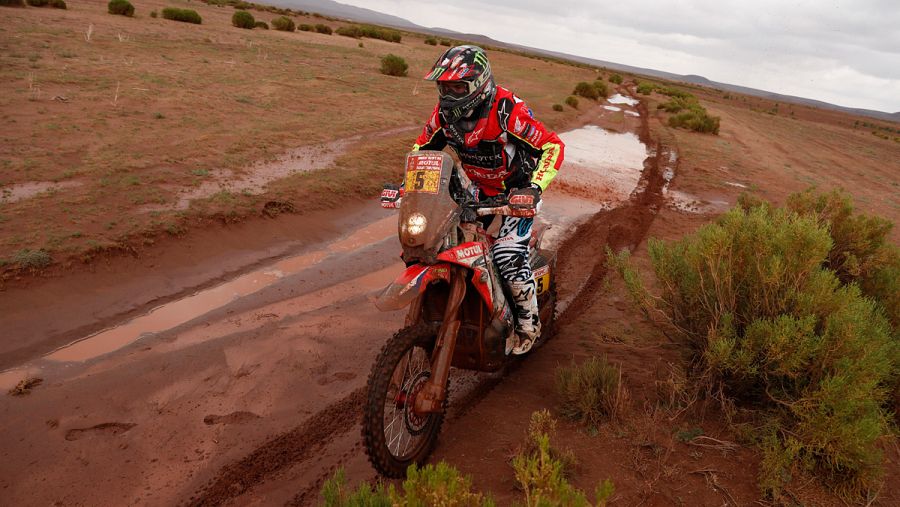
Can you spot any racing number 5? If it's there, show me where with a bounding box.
[536,274,547,295]
[413,171,426,191]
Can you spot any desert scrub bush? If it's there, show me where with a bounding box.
[107,0,134,16]
[270,16,294,31]
[298,23,312,31]
[149,9,156,17]
[573,81,599,100]
[0,0,26,6]
[552,103,564,112]
[231,10,254,29]
[321,463,493,506]
[337,24,401,42]
[609,73,623,84]
[636,81,655,95]
[424,36,437,45]
[612,202,898,499]
[162,7,202,24]
[379,54,407,77]
[314,23,332,34]
[49,0,64,7]
[591,80,608,98]
[14,248,51,269]
[556,356,625,427]
[668,109,720,134]
[320,468,390,506]
[254,20,267,29]
[26,0,48,6]
[439,38,452,46]
[564,95,578,109]
[513,411,614,506]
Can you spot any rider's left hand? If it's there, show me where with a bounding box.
[508,184,542,215]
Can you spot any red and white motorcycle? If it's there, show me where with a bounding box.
[362,150,556,477]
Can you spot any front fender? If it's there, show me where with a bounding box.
[374,262,452,311]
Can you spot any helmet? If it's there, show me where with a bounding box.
[424,45,495,124]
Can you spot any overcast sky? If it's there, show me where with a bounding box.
[340,0,899,112]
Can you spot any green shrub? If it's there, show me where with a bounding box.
[321,463,492,506]
[14,249,51,269]
[379,54,407,77]
[320,468,390,506]
[424,36,437,45]
[161,7,202,24]
[439,38,451,46]
[270,16,294,31]
[314,23,332,34]
[564,96,578,109]
[636,82,655,95]
[552,104,564,112]
[231,10,255,29]
[609,73,623,84]
[150,9,157,17]
[49,0,64,7]
[26,0,48,6]
[572,81,599,100]
[513,411,614,506]
[298,23,313,31]
[107,0,134,16]
[335,25,360,38]
[254,20,267,29]
[0,0,26,7]
[592,80,608,98]
[613,201,897,500]
[668,109,720,134]
[398,462,492,506]
[556,356,623,427]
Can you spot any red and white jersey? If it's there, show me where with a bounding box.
[413,86,564,196]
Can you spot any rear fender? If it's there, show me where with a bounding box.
[374,263,451,311]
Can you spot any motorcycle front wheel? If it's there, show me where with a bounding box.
[362,324,445,478]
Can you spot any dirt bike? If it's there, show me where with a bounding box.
[362,150,557,478]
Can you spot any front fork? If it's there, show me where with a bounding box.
[412,265,467,414]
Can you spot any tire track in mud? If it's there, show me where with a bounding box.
[188,388,365,507]
[187,97,674,506]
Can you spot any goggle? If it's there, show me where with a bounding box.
[437,81,473,100]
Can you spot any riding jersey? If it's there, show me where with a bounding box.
[412,86,564,196]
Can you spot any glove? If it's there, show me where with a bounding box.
[507,184,542,215]
[380,184,404,209]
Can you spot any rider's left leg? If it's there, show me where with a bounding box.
[490,216,541,355]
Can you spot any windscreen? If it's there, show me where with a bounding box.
[399,151,460,253]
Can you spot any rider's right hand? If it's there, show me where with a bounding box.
[380,184,403,209]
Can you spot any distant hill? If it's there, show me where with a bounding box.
[272,0,898,123]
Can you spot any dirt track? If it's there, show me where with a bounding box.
[0,92,660,505]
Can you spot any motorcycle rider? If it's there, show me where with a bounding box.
[382,45,565,355]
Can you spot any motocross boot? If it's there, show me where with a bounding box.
[506,278,541,355]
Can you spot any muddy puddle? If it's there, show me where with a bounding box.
[0,124,651,389]
[608,93,640,106]
[0,181,83,204]
[140,126,417,213]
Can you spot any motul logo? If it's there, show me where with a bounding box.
[456,244,483,259]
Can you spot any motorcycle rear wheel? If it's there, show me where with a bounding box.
[362,324,445,478]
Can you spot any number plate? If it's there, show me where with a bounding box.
[534,265,550,295]
[405,153,443,194]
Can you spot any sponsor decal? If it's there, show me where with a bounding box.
[527,128,541,145]
[455,243,483,261]
[465,125,486,145]
[405,154,443,194]
[509,194,534,206]
[381,189,398,199]
[513,117,525,134]
[533,265,549,277]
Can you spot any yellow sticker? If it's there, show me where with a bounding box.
[405,168,441,194]
[535,273,550,295]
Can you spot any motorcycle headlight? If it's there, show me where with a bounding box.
[405,213,427,236]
